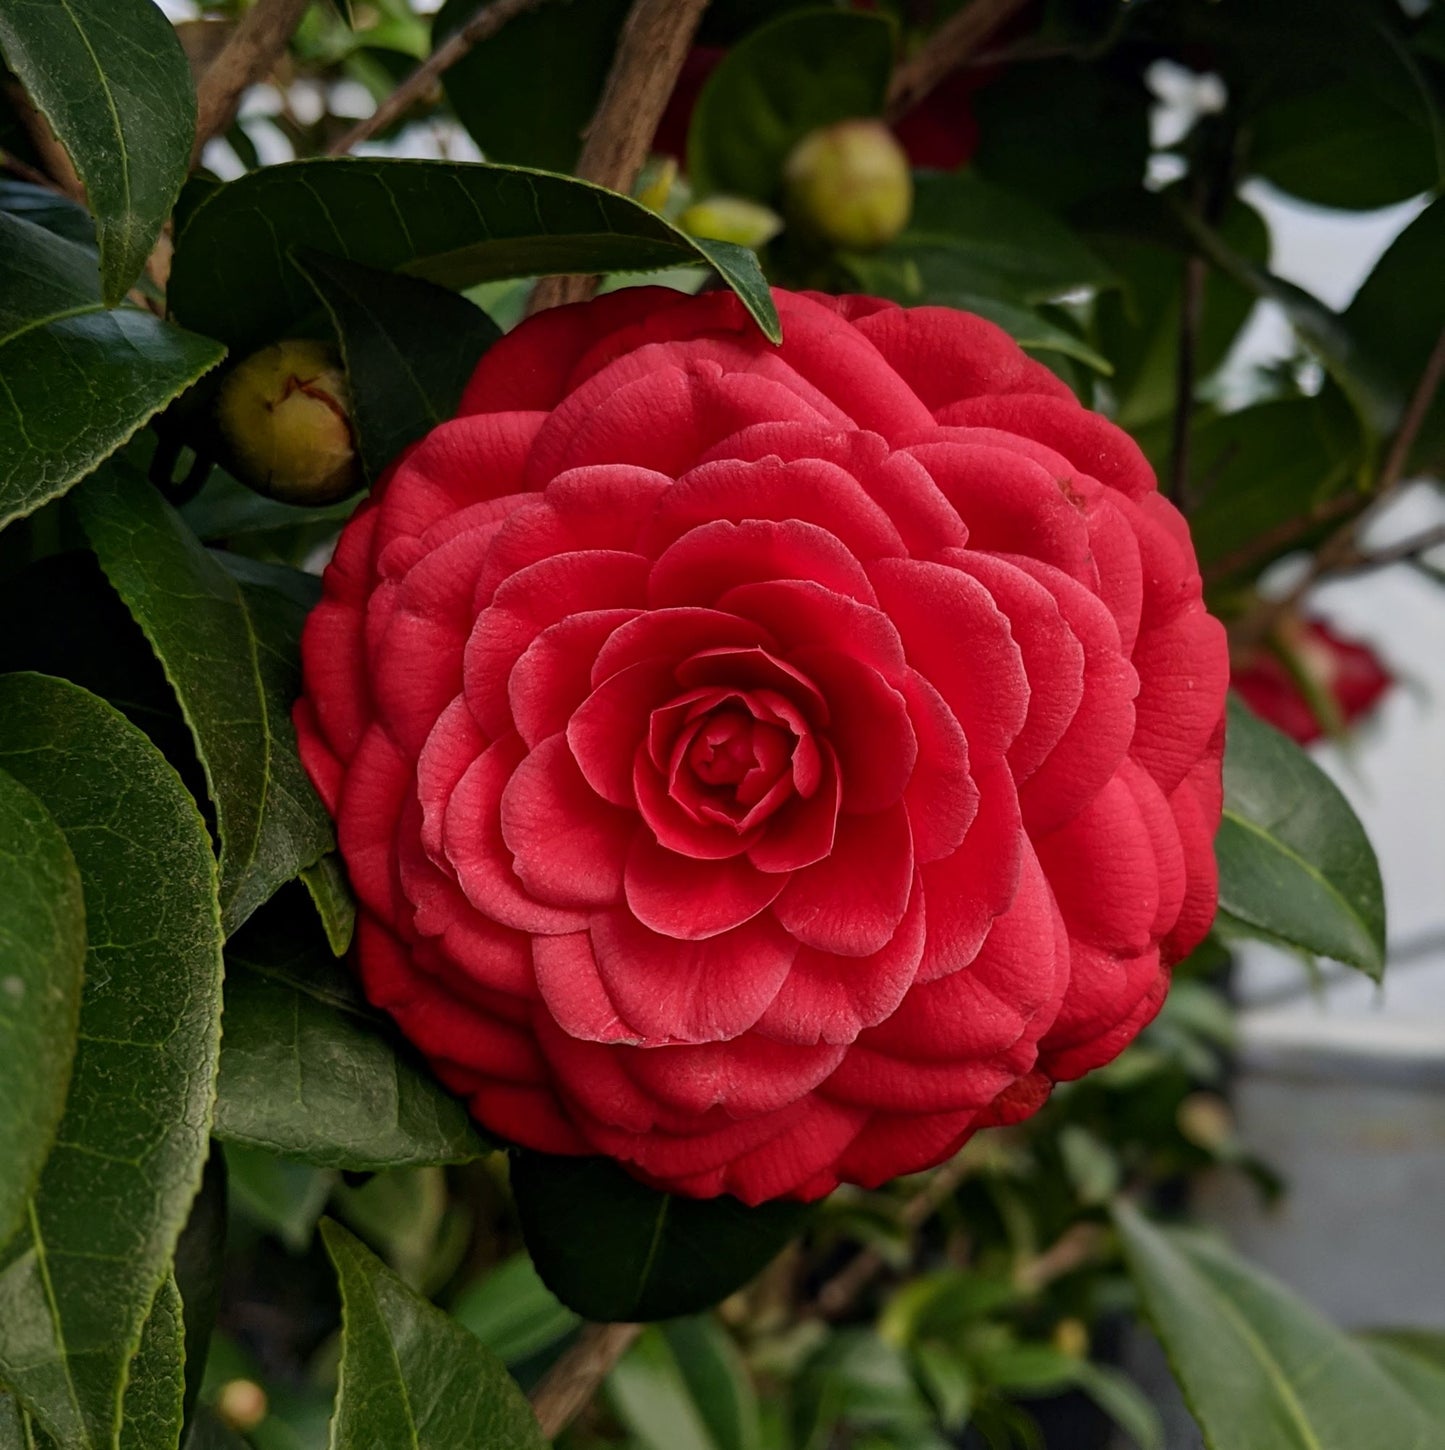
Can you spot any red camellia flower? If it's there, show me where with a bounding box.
[295,288,1228,1204]
[1233,617,1392,745]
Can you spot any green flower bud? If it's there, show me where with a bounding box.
[782,119,913,252]
[217,339,361,504]
[678,195,784,251]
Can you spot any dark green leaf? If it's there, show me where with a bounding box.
[973,60,1151,215]
[1362,1339,1445,1422]
[435,0,629,172]
[0,0,195,303]
[0,672,224,1450]
[223,1142,335,1253]
[321,1220,547,1450]
[686,8,895,202]
[168,158,781,353]
[180,1407,249,1450]
[1217,695,1386,976]
[452,1254,580,1366]
[662,1318,760,1450]
[1345,196,1445,475]
[1066,1360,1163,1450]
[0,179,94,248]
[215,888,488,1168]
[1250,81,1441,210]
[0,1394,25,1449]
[512,1153,808,1321]
[172,1147,227,1424]
[293,250,501,483]
[0,766,84,1254]
[608,1326,732,1450]
[0,213,225,534]
[73,461,333,935]
[1187,391,1364,576]
[868,172,1115,308]
[118,1277,184,1450]
[1114,1202,1433,1450]
[300,853,356,957]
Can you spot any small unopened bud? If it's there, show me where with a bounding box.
[1176,1092,1235,1151]
[217,339,360,504]
[215,1378,268,1432]
[679,196,784,251]
[636,156,680,214]
[1052,1318,1090,1360]
[782,119,913,252]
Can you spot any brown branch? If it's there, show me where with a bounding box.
[529,1322,641,1440]
[191,0,312,167]
[1331,521,1445,575]
[1202,489,1362,585]
[809,1150,975,1320]
[327,0,552,156]
[528,0,710,315]
[885,0,1034,123]
[1231,324,1445,648]
[1012,1223,1107,1295]
[1168,250,1207,506]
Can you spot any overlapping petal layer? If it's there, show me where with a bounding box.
[297,288,1228,1204]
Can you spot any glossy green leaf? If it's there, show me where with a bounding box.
[1115,1202,1434,1450]
[1217,695,1386,976]
[0,673,224,1450]
[512,1153,808,1322]
[321,1220,548,1450]
[687,8,894,202]
[0,766,85,1254]
[0,178,94,248]
[73,462,333,936]
[871,172,1116,308]
[451,1254,579,1366]
[0,213,225,534]
[1345,196,1445,475]
[215,888,488,1169]
[168,158,781,353]
[435,0,629,172]
[0,0,195,303]
[293,250,501,483]
[118,1277,184,1450]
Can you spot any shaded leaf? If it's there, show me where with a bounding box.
[452,1254,579,1367]
[512,1153,808,1322]
[0,0,195,303]
[215,888,488,1169]
[0,766,84,1254]
[73,461,333,935]
[172,1148,227,1424]
[300,853,356,958]
[223,1143,335,1253]
[1115,1202,1433,1450]
[321,1220,547,1450]
[118,1278,184,1450]
[168,158,781,353]
[293,250,501,483]
[435,0,629,172]
[1217,694,1386,977]
[687,8,894,202]
[0,178,94,248]
[0,213,224,534]
[1362,1339,1445,1423]
[0,673,224,1450]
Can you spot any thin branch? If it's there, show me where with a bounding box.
[1012,1223,1107,1294]
[528,0,710,315]
[191,0,313,167]
[327,0,552,156]
[1232,325,1445,648]
[1332,521,1445,575]
[1202,489,1362,585]
[1168,250,1207,506]
[809,1150,975,1320]
[529,1322,641,1440]
[885,0,1034,123]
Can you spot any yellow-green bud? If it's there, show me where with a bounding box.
[215,1379,268,1433]
[1176,1092,1235,1151]
[678,196,784,251]
[217,339,360,504]
[782,119,912,252]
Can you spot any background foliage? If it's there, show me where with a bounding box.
[1,1,1442,1447]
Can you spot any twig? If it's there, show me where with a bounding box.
[1331,522,1445,575]
[529,1322,641,1439]
[885,0,1034,123]
[1232,325,1445,648]
[191,0,312,167]
[1012,1223,1107,1294]
[327,0,552,156]
[809,1150,975,1319]
[1202,489,1362,585]
[528,0,710,315]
